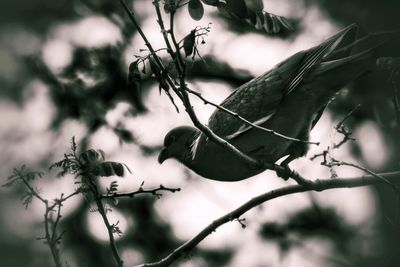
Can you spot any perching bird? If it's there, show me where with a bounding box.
[158,24,396,181]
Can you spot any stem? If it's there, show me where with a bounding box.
[118,0,311,171]
[44,203,62,267]
[186,88,320,145]
[118,0,183,99]
[101,185,180,199]
[90,180,124,267]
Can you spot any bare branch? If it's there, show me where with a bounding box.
[119,0,318,173]
[324,159,398,190]
[101,184,181,199]
[389,70,400,125]
[132,171,400,267]
[186,87,320,145]
[311,105,359,161]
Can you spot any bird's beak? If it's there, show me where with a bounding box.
[158,147,169,164]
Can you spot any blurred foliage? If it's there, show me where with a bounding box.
[1,0,400,266]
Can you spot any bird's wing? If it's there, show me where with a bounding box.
[207,60,296,138]
[207,24,358,139]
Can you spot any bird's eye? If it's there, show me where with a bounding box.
[164,134,176,146]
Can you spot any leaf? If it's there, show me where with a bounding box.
[113,163,124,176]
[226,0,247,18]
[92,162,125,177]
[216,2,232,18]
[188,0,204,21]
[128,60,141,85]
[200,0,219,6]
[183,30,196,57]
[114,128,135,143]
[149,58,169,93]
[246,10,293,34]
[244,0,263,13]
[259,222,287,240]
[2,178,18,188]
[79,149,102,164]
[164,0,177,13]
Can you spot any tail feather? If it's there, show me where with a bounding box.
[284,24,358,95]
[326,30,400,61]
[313,29,400,77]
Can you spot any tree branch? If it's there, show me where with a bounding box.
[118,0,318,174]
[101,184,181,199]
[132,171,400,267]
[90,180,124,267]
[185,87,320,145]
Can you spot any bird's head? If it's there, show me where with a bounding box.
[158,126,199,164]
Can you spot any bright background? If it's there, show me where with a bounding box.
[0,0,400,266]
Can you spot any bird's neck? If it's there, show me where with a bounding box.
[179,144,197,165]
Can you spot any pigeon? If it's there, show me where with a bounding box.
[158,24,395,181]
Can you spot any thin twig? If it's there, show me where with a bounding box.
[101,185,181,199]
[119,0,183,100]
[132,171,400,267]
[390,71,400,125]
[90,180,124,267]
[325,159,398,190]
[153,0,182,73]
[118,0,317,173]
[186,87,320,145]
[310,105,360,160]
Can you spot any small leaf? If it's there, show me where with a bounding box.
[113,163,124,177]
[183,30,196,57]
[188,0,204,21]
[114,128,135,143]
[200,0,219,6]
[128,60,141,85]
[98,149,106,160]
[244,0,263,13]
[2,179,17,188]
[164,0,177,13]
[79,149,101,164]
[149,58,169,93]
[92,162,125,177]
[216,2,232,18]
[226,0,247,18]
[246,10,292,34]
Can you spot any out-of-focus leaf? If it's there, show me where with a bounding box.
[2,180,15,188]
[127,60,147,112]
[216,2,233,18]
[92,161,125,177]
[259,222,287,240]
[244,0,263,12]
[246,10,292,34]
[128,60,141,85]
[114,128,135,143]
[200,0,219,6]
[164,0,177,13]
[188,0,204,21]
[183,30,196,57]
[79,149,102,164]
[216,0,292,34]
[226,0,247,18]
[149,58,169,94]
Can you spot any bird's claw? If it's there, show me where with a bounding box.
[276,164,293,180]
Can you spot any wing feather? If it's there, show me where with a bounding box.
[207,24,358,140]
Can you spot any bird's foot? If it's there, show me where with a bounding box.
[275,164,293,180]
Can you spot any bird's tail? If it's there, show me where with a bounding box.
[312,29,400,79]
[283,24,359,95]
[330,29,398,57]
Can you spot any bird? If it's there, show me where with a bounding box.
[158,24,396,182]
